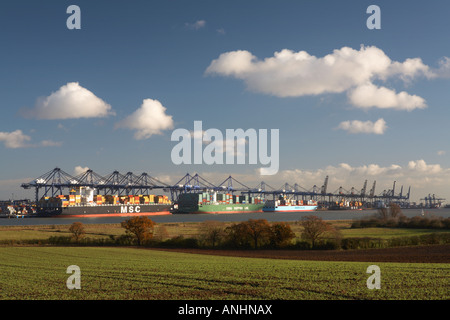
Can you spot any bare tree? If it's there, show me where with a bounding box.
[69,222,85,243]
[245,219,272,249]
[199,220,226,248]
[377,207,389,220]
[300,215,334,248]
[378,203,403,221]
[389,203,402,218]
[153,225,170,241]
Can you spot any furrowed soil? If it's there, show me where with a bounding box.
[155,244,450,263]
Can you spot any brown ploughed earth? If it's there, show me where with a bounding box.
[155,244,450,263]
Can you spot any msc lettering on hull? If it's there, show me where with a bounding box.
[120,206,141,213]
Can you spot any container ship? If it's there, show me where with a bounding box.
[262,197,317,212]
[329,200,364,210]
[175,192,264,214]
[34,187,172,218]
[0,200,36,218]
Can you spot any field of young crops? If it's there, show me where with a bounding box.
[0,247,448,300]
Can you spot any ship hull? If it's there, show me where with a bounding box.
[262,205,318,212]
[36,204,172,218]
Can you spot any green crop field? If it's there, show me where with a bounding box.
[0,247,448,300]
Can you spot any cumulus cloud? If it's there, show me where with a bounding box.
[207,50,256,78]
[278,163,402,185]
[206,45,441,110]
[0,130,62,149]
[115,99,174,140]
[0,130,32,148]
[289,160,442,182]
[434,57,450,78]
[387,57,434,81]
[22,82,114,120]
[407,159,442,174]
[337,118,387,135]
[348,83,426,111]
[74,166,90,176]
[275,160,448,200]
[185,20,206,30]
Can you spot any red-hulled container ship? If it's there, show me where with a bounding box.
[35,188,172,218]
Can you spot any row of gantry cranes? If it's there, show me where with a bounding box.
[16,167,428,209]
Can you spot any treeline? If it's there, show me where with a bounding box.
[340,233,450,250]
[43,218,300,249]
[5,231,448,250]
[46,215,450,250]
[351,204,450,229]
[351,215,450,229]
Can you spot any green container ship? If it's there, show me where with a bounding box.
[175,192,264,214]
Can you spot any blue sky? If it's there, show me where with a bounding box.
[1,0,449,202]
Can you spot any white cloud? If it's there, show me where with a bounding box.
[203,130,248,157]
[207,50,256,77]
[434,57,450,78]
[278,163,402,185]
[0,130,62,149]
[216,28,226,35]
[38,140,63,147]
[206,45,436,110]
[275,160,448,201]
[387,58,434,81]
[308,160,438,181]
[348,83,427,111]
[22,82,114,120]
[115,99,174,139]
[437,150,446,156]
[176,129,248,157]
[407,159,442,174]
[185,20,206,30]
[74,166,89,176]
[337,118,387,135]
[0,130,32,148]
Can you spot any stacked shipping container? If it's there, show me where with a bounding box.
[38,194,171,206]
